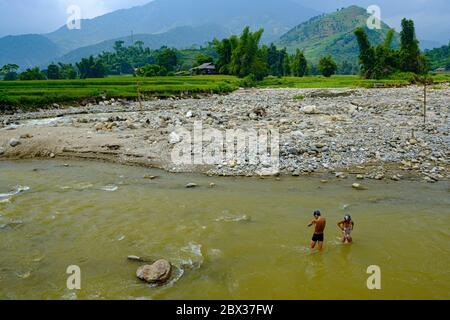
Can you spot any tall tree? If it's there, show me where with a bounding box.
[135,41,145,50]
[193,54,213,67]
[46,63,61,80]
[229,27,267,80]
[156,47,178,71]
[354,27,376,78]
[213,36,238,74]
[76,56,106,79]
[399,19,426,74]
[267,44,281,76]
[0,64,19,80]
[384,29,395,49]
[19,67,46,80]
[113,40,125,53]
[59,63,78,79]
[282,50,291,76]
[291,49,308,77]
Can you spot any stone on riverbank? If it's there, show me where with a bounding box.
[302,105,318,114]
[9,138,21,147]
[20,133,33,139]
[169,132,182,144]
[335,172,347,179]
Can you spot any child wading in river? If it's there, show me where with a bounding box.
[308,210,327,251]
[337,215,354,244]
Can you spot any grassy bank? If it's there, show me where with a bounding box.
[0,75,240,110]
[1,74,449,111]
[257,74,450,88]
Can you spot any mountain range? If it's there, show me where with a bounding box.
[278,6,400,64]
[58,25,229,64]
[47,0,319,53]
[0,0,445,70]
[0,34,62,68]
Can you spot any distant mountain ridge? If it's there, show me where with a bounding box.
[46,0,320,53]
[277,6,400,65]
[58,25,230,64]
[0,34,62,69]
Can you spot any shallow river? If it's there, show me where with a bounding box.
[0,160,449,300]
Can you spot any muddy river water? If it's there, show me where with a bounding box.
[0,160,449,300]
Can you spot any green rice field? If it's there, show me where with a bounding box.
[0,74,448,110]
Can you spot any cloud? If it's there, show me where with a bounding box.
[0,0,151,36]
[55,0,150,19]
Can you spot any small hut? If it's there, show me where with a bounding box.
[434,67,447,73]
[190,62,217,75]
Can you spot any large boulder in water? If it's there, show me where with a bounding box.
[185,183,198,188]
[136,259,172,284]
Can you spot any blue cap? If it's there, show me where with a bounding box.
[314,210,321,216]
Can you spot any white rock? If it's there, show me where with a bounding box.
[352,183,367,190]
[186,183,198,188]
[9,138,21,147]
[302,105,318,114]
[127,255,143,262]
[169,132,182,144]
[291,131,305,138]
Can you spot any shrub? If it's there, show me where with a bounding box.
[318,56,337,78]
[239,74,257,87]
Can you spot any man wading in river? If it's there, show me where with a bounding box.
[308,210,326,251]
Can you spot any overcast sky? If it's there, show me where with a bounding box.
[0,0,448,43]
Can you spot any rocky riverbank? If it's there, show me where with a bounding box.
[0,85,448,182]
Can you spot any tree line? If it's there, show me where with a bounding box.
[212,26,337,80]
[0,26,340,81]
[0,19,438,82]
[355,18,428,79]
[425,42,450,71]
[0,44,183,80]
